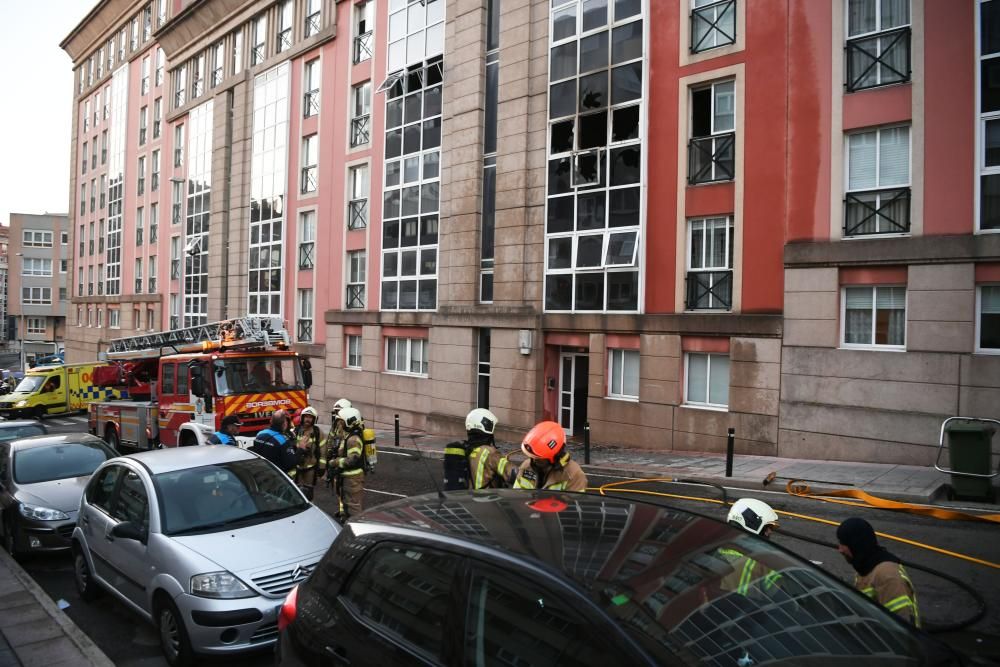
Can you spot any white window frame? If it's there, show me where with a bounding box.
[607,348,640,400]
[839,285,908,350]
[297,289,314,343]
[22,287,52,305]
[845,124,912,191]
[26,318,46,335]
[22,258,53,277]
[683,352,730,410]
[346,334,363,369]
[109,309,121,329]
[23,230,54,248]
[846,0,911,39]
[978,1,1000,233]
[96,308,104,328]
[252,14,268,65]
[301,134,318,194]
[385,336,429,376]
[975,283,1000,353]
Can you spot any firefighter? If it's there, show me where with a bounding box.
[512,421,588,492]
[208,415,242,445]
[837,517,921,627]
[293,406,326,500]
[445,408,515,490]
[250,410,301,477]
[327,406,366,520]
[718,498,782,597]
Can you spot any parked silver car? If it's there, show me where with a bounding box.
[72,445,340,666]
[0,433,113,556]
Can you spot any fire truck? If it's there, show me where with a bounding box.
[88,317,313,450]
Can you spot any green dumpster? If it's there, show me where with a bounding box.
[941,420,997,501]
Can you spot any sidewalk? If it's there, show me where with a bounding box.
[0,550,113,667]
[381,430,961,504]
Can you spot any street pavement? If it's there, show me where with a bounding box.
[14,422,1000,665]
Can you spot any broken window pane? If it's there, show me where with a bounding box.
[612,105,639,142]
[551,120,575,153]
[610,145,640,185]
[691,87,712,137]
[574,149,602,185]
[580,71,608,111]
[579,112,607,149]
[548,157,572,194]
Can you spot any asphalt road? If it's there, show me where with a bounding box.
[20,424,1000,665]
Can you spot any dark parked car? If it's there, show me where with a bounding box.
[276,490,960,667]
[0,420,47,442]
[0,434,116,556]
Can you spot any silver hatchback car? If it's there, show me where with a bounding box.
[72,445,340,666]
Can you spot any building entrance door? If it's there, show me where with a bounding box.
[559,351,589,437]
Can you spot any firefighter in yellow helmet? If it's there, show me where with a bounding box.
[512,421,587,492]
[327,406,365,520]
[293,406,326,500]
[837,517,920,627]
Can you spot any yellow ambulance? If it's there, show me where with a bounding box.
[0,363,124,420]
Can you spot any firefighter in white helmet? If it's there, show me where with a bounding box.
[718,498,782,597]
[444,408,515,490]
[293,406,325,500]
[323,398,353,501]
[327,406,366,520]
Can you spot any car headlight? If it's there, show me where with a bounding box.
[14,401,28,408]
[190,571,255,599]
[19,504,70,521]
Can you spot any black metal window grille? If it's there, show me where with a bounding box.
[844,187,910,236]
[348,198,368,230]
[135,278,143,294]
[136,227,144,246]
[97,281,104,295]
[304,90,320,117]
[297,319,313,342]
[346,284,365,309]
[350,114,370,147]
[691,0,736,53]
[171,258,180,279]
[149,224,158,244]
[353,31,373,63]
[278,28,292,52]
[301,166,317,194]
[685,270,733,310]
[305,12,320,37]
[689,132,735,184]
[846,27,910,92]
[298,241,315,269]
[148,277,156,293]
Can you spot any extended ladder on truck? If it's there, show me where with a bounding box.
[106,316,290,359]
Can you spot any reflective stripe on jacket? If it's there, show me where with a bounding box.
[856,561,920,628]
[513,459,587,492]
[334,432,365,477]
[468,444,512,489]
[717,547,781,596]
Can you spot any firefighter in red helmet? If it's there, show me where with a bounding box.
[512,421,588,492]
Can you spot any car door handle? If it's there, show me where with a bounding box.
[80,516,89,526]
[324,645,350,664]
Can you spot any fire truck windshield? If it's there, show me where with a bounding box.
[213,357,305,396]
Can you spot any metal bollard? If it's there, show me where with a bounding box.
[584,421,591,465]
[394,414,400,447]
[725,427,735,477]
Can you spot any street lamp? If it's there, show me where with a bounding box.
[14,252,23,372]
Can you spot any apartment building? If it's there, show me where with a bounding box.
[62,0,996,465]
[7,213,70,365]
[0,225,9,343]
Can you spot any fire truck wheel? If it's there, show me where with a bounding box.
[105,427,120,452]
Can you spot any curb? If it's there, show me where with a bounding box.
[0,549,115,667]
[385,441,945,504]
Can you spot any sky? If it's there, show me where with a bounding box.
[0,0,97,225]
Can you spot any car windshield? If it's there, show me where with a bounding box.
[154,458,308,535]
[13,441,116,484]
[14,376,45,393]
[0,424,46,443]
[562,505,934,665]
[212,357,304,396]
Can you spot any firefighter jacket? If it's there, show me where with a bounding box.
[717,547,781,597]
[331,430,365,478]
[468,444,514,489]
[513,457,588,492]
[855,561,920,627]
[294,424,327,472]
[323,421,347,461]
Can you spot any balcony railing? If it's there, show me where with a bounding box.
[350,114,370,147]
[211,68,223,88]
[174,90,185,108]
[685,270,733,310]
[139,128,147,145]
[152,173,159,191]
[174,147,183,167]
[844,187,911,237]
[78,284,83,296]
[99,238,104,253]
[251,45,265,65]
[136,228,144,245]
[301,166,317,194]
[305,12,321,37]
[89,240,94,255]
[298,241,315,269]
[346,284,365,309]
[691,0,736,53]
[135,278,143,294]
[88,283,94,296]
[192,78,204,98]
[297,318,313,342]
[172,204,182,225]
[278,28,292,52]
[97,282,104,295]
[153,121,160,139]
[92,154,97,169]
[353,31,373,64]
[148,277,156,293]
[304,90,320,117]
[688,132,735,184]
[137,178,145,196]
[149,225,158,244]
[79,242,85,257]
[171,259,180,280]
[846,27,911,92]
[101,148,107,163]
[348,198,368,230]
[100,192,106,208]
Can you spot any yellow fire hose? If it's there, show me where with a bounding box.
[591,477,1000,571]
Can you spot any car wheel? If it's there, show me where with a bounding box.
[74,548,101,601]
[33,406,45,421]
[157,597,197,666]
[2,515,18,558]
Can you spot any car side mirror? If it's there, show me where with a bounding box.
[112,521,146,543]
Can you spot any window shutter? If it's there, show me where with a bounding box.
[845,286,874,309]
[878,127,909,187]
[982,286,1000,314]
[876,286,906,309]
[848,131,877,190]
